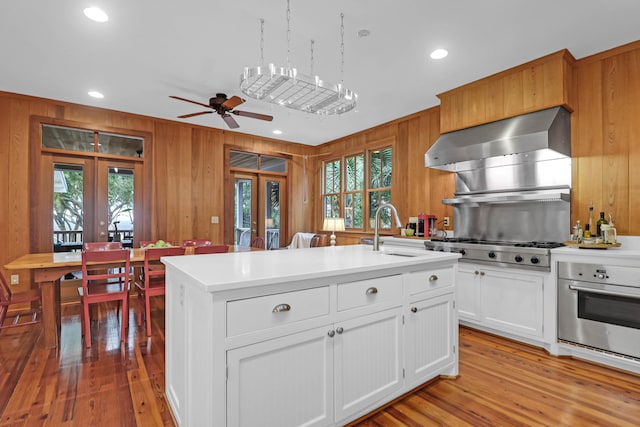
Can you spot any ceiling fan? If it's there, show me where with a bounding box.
[169,93,273,129]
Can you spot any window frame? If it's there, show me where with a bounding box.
[321,137,394,233]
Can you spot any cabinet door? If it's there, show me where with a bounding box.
[227,326,333,427]
[405,294,456,386]
[455,267,481,321]
[481,270,544,338]
[334,307,403,422]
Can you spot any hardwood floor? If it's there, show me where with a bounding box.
[1,300,640,426]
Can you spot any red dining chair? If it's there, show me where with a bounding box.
[0,272,41,331]
[136,246,185,337]
[193,245,229,254]
[183,239,212,247]
[250,236,265,249]
[78,247,131,348]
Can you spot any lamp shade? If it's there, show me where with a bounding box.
[323,218,345,232]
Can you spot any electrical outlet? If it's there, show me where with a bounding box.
[211,216,219,224]
[10,274,19,285]
[443,217,450,227]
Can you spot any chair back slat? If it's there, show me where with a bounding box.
[81,249,131,293]
[0,272,12,304]
[83,242,123,251]
[193,245,229,254]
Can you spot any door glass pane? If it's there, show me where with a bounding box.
[264,180,281,250]
[98,133,144,158]
[234,178,253,246]
[108,167,134,244]
[53,164,84,251]
[43,125,94,152]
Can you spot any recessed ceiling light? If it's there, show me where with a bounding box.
[88,91,104,99]
[83,7,109,23]
[430,48,448,60]
[273,130,283,135]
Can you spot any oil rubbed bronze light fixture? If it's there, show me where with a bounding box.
[240,0,357,115]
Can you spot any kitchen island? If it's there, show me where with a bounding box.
[162,244,460,427]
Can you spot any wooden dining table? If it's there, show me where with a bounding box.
[4,245,254,349]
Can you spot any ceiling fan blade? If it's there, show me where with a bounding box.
[178,111,213,119]
[170,95,212,109]
[222,113,240,129]
[222,96,245,109]
[231,110,274,122]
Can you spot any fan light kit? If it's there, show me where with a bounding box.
[240,1,357,116]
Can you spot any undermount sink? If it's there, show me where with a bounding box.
[377,249,425,258]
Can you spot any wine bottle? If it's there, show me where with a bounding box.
[596,211,608,240]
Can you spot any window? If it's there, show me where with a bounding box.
[323,159,341,218]
[368,147,393,229]
[322,144,393,231]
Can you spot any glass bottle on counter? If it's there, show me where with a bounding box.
[596,211,608,242]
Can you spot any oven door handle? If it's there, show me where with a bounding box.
[568,285,640,299]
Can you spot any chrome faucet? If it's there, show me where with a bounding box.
[373,202,403,251]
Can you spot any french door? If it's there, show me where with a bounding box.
[45,154,143,251]
[232,173,286,250]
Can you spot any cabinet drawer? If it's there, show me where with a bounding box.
[405,268,453,297]
[337,275,402,312]
[227,287,330,337]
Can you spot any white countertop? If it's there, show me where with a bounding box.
[162,244,460,292]
[552,235,640,265]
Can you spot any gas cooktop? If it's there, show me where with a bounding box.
[424,238,565,271]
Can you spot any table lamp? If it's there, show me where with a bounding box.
[323,217,345,246]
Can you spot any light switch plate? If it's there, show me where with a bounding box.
[10,274,19,285]
[211,216,219,224]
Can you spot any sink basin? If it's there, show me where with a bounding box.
[376,249,425,258]
[380,252,419,257]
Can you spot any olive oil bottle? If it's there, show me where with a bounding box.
[596,211,608,241]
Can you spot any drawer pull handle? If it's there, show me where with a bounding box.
[429,275,438,282]
[272,303,291,313]
[366,287,378,295]
[336,327,344,334]
[411,307,418,313]
[328,330,335,338]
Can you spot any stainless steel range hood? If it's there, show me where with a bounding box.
[425,106,571,172]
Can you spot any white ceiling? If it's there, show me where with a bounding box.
[2,1,640,146]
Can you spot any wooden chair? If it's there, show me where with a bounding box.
[0,272,41,331]
[183,239,212,247]
[310,234,329,247]
[135,246,185,337]
[251,236,265,249]
[78,248,131,348]
[193,245,229,254]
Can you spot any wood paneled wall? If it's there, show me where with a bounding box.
[573,41,640,235]
[0,92,316,293]
[315,107,455,245]
[2,39,640,291]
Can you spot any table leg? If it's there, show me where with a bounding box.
[40,279,61,349]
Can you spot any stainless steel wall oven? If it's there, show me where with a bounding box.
[558,262,640,359]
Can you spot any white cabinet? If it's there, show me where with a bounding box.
[227,326,334,427]
[456,264,544,339]
[334,308,403,421]
[405,294,456,387]
[163,250,459,427]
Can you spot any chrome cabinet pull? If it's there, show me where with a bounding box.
[480,271,485,276]
[327,330,335,337]
[366,287,378,295]
[411,307,418,313]
[272,303,291,313]
[336,327,344,334]
[429,275,438,282]
[474,271,480,275]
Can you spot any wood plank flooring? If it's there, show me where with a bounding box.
[1,300,639,426]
